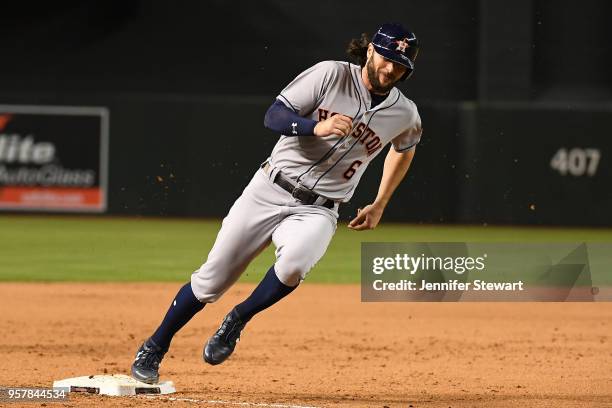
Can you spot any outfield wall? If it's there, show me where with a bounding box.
[0,94,610,226]
[458,103,612,226]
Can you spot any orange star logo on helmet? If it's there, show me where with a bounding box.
[395,38,410,53]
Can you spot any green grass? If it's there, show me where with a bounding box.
[1,215,611,283]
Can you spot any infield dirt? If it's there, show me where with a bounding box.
[1,283,610,407]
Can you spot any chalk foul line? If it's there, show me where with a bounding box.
[143,395,321,408]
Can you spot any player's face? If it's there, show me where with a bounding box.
[365,45,407,94]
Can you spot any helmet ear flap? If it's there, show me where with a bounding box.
[402,41,419,81]
[407,42,419,62]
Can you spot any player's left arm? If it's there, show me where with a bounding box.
[348,147,415,231]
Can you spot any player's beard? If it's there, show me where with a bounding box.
[366,56,397,95]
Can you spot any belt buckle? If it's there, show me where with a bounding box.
[291,186,313,204]
[291,186,303,200]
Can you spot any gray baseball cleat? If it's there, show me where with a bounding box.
[203,308,249,365]
[131,338,167,384]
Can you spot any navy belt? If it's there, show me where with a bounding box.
[261,162,335,209]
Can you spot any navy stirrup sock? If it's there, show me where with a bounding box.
[150,282,204,350]
[234,265,297,322]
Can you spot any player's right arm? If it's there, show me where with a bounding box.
[263,60,352,137]
[264,100,352,137]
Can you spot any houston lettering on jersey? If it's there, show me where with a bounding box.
[318,108,382,156]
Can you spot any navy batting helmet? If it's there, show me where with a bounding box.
[371,23,419,80]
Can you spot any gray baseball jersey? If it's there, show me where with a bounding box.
[271,60,422,202]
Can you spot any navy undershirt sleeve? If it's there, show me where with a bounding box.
[263,99,318,136]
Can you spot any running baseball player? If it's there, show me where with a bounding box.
[131,22,421,384]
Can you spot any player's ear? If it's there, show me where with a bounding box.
[366,43,374,59]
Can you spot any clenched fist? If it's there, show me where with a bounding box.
[314,114,353,137]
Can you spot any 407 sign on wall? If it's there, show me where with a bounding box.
[0,105,109,212]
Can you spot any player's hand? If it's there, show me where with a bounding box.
[314,115,353,137]
[347,203,384,231]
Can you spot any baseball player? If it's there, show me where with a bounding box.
[131,22,421,384]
